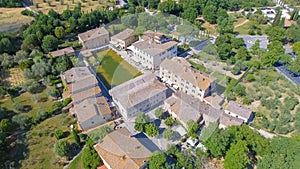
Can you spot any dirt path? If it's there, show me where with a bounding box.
[234,19,249,28]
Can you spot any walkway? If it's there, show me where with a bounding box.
[22,1,38,14]
[234,19,249,28]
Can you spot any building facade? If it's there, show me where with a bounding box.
[224,101,253,123]
[78,27,109,49]
[160,57,216,101]
[129,31,178,70]
[111,28,137,49]
[109,72,168,119]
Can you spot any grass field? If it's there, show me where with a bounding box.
[234,21,270,35]
[3,68,26,86]
[0,87,54,117]
[31,0,114,14]
[67,149,84,169]
[21,113,76,169]
[94,49,142,88]
[0,8,34,32]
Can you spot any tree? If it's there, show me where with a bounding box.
[12,114,31,129]
[265,26,285,42]
[217,18,233,34]
[0,119,14,133]
[164,117,174,127]
[202,42,218,55]
[154,108,164,119]
[22,80,40,93]
[267,40,284,54]
[217,43,233,60]
[72,130,80,145]
[54,129,65,140]
[224,140,250,169]
[162,128,174,140]
[34,109,47,123]
[121,14,138,28]
[54,26,66,39]
[42,35,59,53]
[11,98,25,111]
[261,50,280,67]
[204,129,231,158]
[258,137,300,169]
[203,5,217,24]
[149,151,167,169]
[235,47,250,61]
[158,0,180,15]
[187,120,199,138]
[289,55,300,74]
[145,123,159,137]
[293,41,300,56]
[134,113,150,132]
[233,84,246,97]
[272,10,282,27]
[54,140,70,157]
[181,7,198,23]
[82,146,101,169]
[47,87,60,98]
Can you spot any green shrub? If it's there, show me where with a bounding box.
[164,117,175,127]
[246,74,255,82]
[54,129,64,140]
[284,96,299,110]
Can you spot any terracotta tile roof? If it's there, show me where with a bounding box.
[204,94,224,110]
[225,101,252,120]
[78,27,109,42]
[220,113,243,127]
[111,28,135,40]
[284,18,292,27]
[165,92,222,125]
[70,75,98,94]
[72,86,102,104]
[97,165,108,169]
[49,47,74,57]
[61,67,92,84]
[94,128,152,169]
[160,57,215,90]
[74,96,112,123]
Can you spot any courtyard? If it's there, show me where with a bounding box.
[92,49,142,88]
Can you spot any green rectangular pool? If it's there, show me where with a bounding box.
[94,49,142,88]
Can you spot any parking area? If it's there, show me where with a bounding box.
[236,35,269,49]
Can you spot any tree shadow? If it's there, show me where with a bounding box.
[23,105,32,113]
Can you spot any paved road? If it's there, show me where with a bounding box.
[275,64,300,86]
[22,1,38,14]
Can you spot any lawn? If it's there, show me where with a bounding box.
[20,113,77,169]
[86,122,115,143]
[31,0,114,14]
[234,21,270,35]
[0,8,34,32]
[94,49,142,88]
[0,87,54,117]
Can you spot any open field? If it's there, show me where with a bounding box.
[31,0,114,14]
[3,68,26,86]
[93,49,142,88]
[0,8,34,32]
[234,21,270,35]
[0,87,54,117]
[20,113,76,169]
